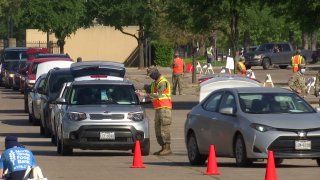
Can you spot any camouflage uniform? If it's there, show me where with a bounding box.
[288,72,307,97]
[149,77,172,147]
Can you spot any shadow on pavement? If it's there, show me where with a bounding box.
[0,132,43,139]
[0,109,25,114]
[142,101,198,110]
[32,150,133,157]
[0,119,31,126]
[145,161,190,167]
[2,95,24,99]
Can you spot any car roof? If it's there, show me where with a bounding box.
[4,47,28,51]
[71,79,133,86]
[71,61,124,70]
[200,74,260,86]
[31,57,73,62]
[228,87,292,93]
[50,67,72,74]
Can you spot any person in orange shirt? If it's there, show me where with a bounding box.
[171,51,186,95]
[237,57,247,75]
[291,49,305,73]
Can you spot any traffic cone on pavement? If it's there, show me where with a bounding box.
[265,150,277,180]
[130,140,145,168]
[203,145,220,175]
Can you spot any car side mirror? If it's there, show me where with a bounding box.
[37,87,45,94]
[219,107,235,116]
[56,98,67,104]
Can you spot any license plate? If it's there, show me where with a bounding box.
[99,132,115,140]
[295,140,311,150]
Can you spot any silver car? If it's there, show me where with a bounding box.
[27,73,47,125]
[185,87,320,167]
[55,80,150,156]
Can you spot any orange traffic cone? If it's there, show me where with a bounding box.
[130,140,145,168]
[203,145,220,175]
[265,150,277,180]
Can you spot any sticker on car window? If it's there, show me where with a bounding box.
[101,90,108,101]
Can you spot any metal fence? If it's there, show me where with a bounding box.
[26,41,60,54]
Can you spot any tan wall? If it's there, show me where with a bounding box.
[26,26,139,63]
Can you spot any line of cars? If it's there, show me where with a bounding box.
[25,61,150,156]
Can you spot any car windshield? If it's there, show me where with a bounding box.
[4,51,27,61]
[6,61,19,71]
[239,93,315,114]
[69,84,139,105]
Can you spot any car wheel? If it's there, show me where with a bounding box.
[40,121,45,136]
[61,131,73,156]
[57,128,62,154]
[262,58,271,70]
[279,65,288,69]
[24,94,29,113]
[31,108,39,126]
[28,113,33,123]
[275,158,283,166]
[51,134,56,145]
[187,133,207,165]
[317,159,320,167]
[234,135,252,167]
[141,141,150,156]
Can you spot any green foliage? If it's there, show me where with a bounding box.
[17,0,86,52]
[153,41,173,67]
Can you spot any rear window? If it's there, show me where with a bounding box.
[72,66,125,78]
[31,62,41,74]
[49,75,74,93]
[69,84,139,105]
[4,51,27,61]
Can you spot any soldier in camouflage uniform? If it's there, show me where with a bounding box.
[288,65,307,97]
[136,67,172,156]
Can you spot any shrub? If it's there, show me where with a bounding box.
[153,42,173,67]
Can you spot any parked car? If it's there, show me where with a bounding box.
[23,57,73,113]
[244,42,313,69]
[2,61,20,88]
[12,59,27,91]
[28,74,47,125]
[312,49,320,63]
[0,47,28,86]
[185,87,320,167]
[26,48,48,60]
[38,61,126,138]
[55,79,150,156]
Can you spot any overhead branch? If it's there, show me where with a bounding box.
[118,28,138,41]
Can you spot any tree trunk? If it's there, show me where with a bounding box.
[229,1,240,73]
[311,30,317,51]
[60,45,64,54]
[138,25,145,69]
[302,31,309,50]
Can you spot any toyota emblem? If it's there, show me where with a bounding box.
[297,131,307,138]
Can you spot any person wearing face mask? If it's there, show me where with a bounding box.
[136,67,172,156]
[288,64,307,97]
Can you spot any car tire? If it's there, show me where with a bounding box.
[24,93,29,113]
[279,65,288,69]
[262,58,271,70]
[275,158,283,165]
[57,128,62,154]
[40,121,45,136]
[61,131,73,156]
[28,113,33,123]
[51,134,56,145]
[141,141,150,156]
[234,135,252,167]
[187,133,207,165]
[316,159,320,167]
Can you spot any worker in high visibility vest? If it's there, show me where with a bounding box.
[136,67,172,156]
[291,49,305,73]
[171,52,186,95]
[237,57,247,75]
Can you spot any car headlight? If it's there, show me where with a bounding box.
[128,112,144,121]
[67,112,87,121]
[9,74,14,78]
[253,55,262,59]
[250,123,274,132]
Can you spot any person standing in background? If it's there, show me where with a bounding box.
[171,51,186,95]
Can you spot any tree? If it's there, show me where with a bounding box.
[85,0,157,69]
[17,0,86,53]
